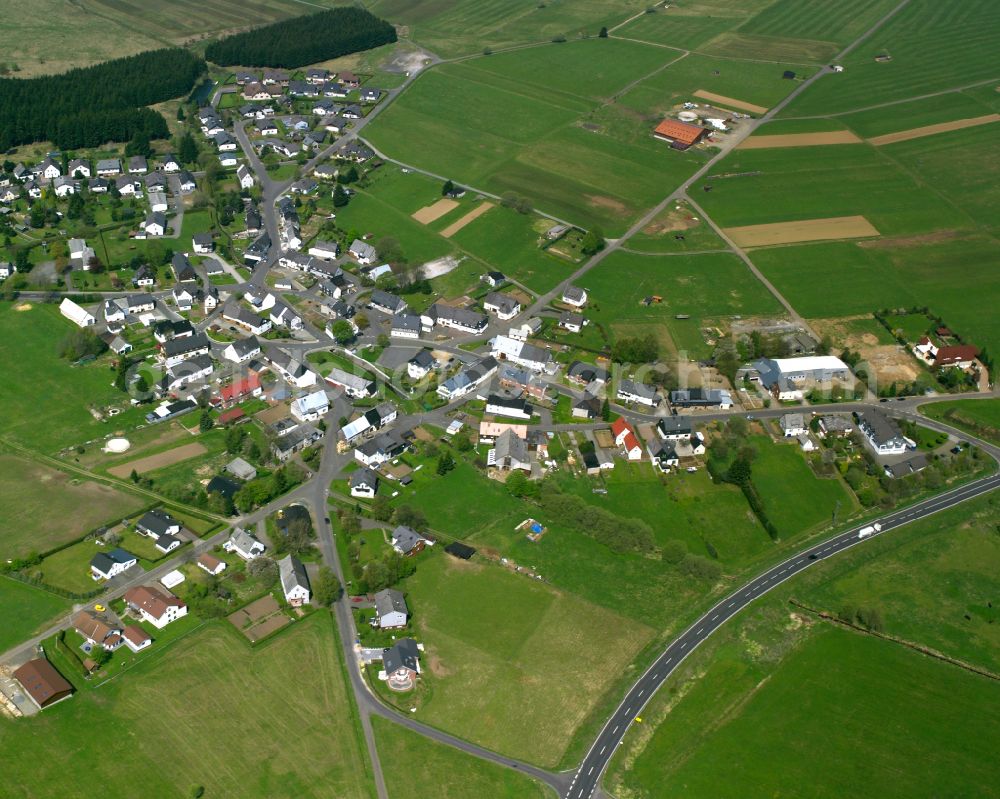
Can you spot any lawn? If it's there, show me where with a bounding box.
[625,200,728,254]
[921,399,1000,447]
[746,435,856,540]
[366,40,711,233]
[390,552,654,768]
[36,540,106,595]
[369,0,647,58]
[780,0,1000,116]
[582,250,783,358]
[0,577,69,653]
[838,91,997,139]
[0,613,375,799]
[616,1,767,50]
[372,716,553,799]
[612,623,1000,798]
[750,237,1000,356]
[0,302,141,453]
[0,455,145,559]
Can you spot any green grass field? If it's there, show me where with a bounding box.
[391,552,654,767]
[582,250,783,358]
[0,302,141,452]
[369,0,646,58]
[0,614,374,799]
[36,540,106,594]
[692,144,970,236]
[372,716,553,799]
[749,237,1000,356]
[625,200,728,254]
[921,399,1000,447]
[366,40,710,233]
[838,91,996,138]
[616,1,769,50]
[613,623,1000,798]
[0,577,69,653]
[0,455,145,559]
[781,0,1000,116]
[746,435,856,539]
[794,493,1000,673]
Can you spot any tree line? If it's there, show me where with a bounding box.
[205,8,397,69]
[0,48,204,150]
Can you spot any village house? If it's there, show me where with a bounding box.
[488,428,531,472]
[349,239,377,265]
[648,439,680,472]
[222,336,263,364]
[391,525,430,556]
[407,349,437,380]
[423,303,488,335]
[278,555,311,606]
[669,388,733,409]
[373,588,409,628]
[354,431,408,468]
[89,548,137,580]
[290,389,330,422]
[197,553,227,576]
[382,638,421,691]
[856,410,909,455]
[224,528,266,560]
[611,418,643,461]
[490,335,552,373]
[72,611,123,650]
[483,292,521,321]
[617,379,659,408]
[324,367,377,399]
[780,413,808,437]
[437,356,498,400]
[124,585,188,628]
[350,467,380,499]
[561,285,588,307]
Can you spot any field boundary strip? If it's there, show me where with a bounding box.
[107,442,208,478]
[440,202,495,237]
[693,89,769,114]
[739,131,862,149]
[867,114,1000,145]
[723,215,880,247]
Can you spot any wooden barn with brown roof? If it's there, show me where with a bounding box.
[13,658,73,710]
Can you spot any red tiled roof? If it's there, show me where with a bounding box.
[653,119,707,146]
[123,625,151,646]
[610,417,632,438]
[622,432,642,453]
[221,373,260,403]
[124,585,185,620]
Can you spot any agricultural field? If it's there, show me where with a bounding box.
[691,144,970,236]
[610,622,1000,799]
[389,552,654,767]
[0,578,69,654]
[921,399,1000,447]
[0,0,344,75]
[581,250,783,358]
[616,0,772,50]
[609,491,1000,798]
[365,39,710,233]
[369,0,646,58]
[749,237,1000,357]
[793,493,1000,673]
[0,614,375,799]
[0,455,145,559]
[780,0,1000,117]
[837,91,997,139]
[624,199,728,254]
[372,715,554,799]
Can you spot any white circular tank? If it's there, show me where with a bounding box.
[104,438,131,454]
[678,111,699,122]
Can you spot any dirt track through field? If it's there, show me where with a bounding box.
[867,114,1000,145]
[440,201,495,237]
[739,131,862,149]
[724,215,880,247]
[107,442,207,477]
[411,198,458,224]
[693,90,768,114]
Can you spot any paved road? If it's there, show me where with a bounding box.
[566,468,1000,799]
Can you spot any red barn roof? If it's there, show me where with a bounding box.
[218,407,246,425]
[610,417,632,439]
[653,119,708,146]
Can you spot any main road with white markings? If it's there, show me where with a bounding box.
[565,470,1000,799]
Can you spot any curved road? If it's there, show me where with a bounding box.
[566,469,1000,799]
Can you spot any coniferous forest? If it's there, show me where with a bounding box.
[0,48,204,150]
[205,7,397,69]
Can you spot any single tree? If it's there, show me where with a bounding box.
[441,179,454,196]
[312,566,341,606]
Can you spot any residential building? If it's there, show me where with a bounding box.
[370,289,407,315]
[488,428,531,472]
[90,548,137,580]
[373,588,409,628]
[222,336,262,364]
[354,431,407,467]
[391,526,430,556]
[349,239,377,265]
[561,285,587,307]
[324,367,377,398]
[611,418,642,460]
[224,528,266,560]
[437,356,498,400]
[483,292,521,320]
[669,388,733,409]
[407,350,436,380]
[423,303,488,334]
[124,585,188,629]
[490,335,551,372]
[290,389,330,422]
[856,410,908,456]
[391,314,422,339]
[648,439,679,472]
[382,638,420,691]
[197,554,227,576]
[72,611,123,649]
[658,417,693,440]
[617,379,659,407]
[350,467,379,499]
[278,555,311,606]
[486,394,532,420]
[751,356,851,401]
[558,312,584,333]
[780,413,808,437]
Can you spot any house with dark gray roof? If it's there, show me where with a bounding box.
[390,525,429,556]
[373,588,409,628]
[382,638,420,691]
